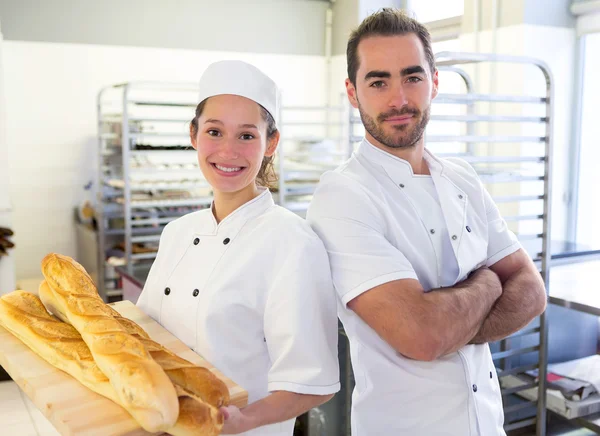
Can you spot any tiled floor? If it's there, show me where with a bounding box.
[0,381,60,436]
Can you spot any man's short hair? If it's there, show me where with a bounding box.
[347,8,436,85]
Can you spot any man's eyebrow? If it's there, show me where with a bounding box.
[401,65,426,76]
[364,70,391,81]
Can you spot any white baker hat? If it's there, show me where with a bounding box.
[197,60,281,126]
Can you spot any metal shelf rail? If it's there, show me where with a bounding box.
[276,102,352,216]
[346,52,554,436]
[436,52,553,436]
[96,81,207,300]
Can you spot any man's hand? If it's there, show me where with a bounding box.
[220,405,255,435]
[219,391,332,434]
[463,266,503,300]
[470,249,547,344]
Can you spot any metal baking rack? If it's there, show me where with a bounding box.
[96,82,209,300]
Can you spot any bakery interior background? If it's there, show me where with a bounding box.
[0,0,600,435]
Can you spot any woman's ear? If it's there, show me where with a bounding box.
[264,130,280,157]
[190,124,198,150]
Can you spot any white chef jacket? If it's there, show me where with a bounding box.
[306,139,522,436]
[137,188,340,436]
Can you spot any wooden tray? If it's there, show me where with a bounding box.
[0,300,247,435]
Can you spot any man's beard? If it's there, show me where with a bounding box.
[358,102,430,150]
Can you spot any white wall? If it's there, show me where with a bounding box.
[0,0,329,56]
[2,40,327,279]
[332,0,359,56]
[523,25,576,246]
[329,54,348,106]
[459,24,576,245]
[0,23,9,211]
[359,0,404,20]
[406,0,464,23]
[576,32,600,249]
[0,21,16,294]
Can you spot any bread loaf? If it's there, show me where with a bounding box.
[0,290,223,436]
[39,280,230,408]
[0,290,114,397]
[176,396,223,436]
[40,253,179,433]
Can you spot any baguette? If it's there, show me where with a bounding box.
[0,290,113,397]
[40,280,230,408]
[0,290,223,436]
[40,253,179,433]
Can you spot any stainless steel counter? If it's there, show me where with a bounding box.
[549,256,600,317]
[115,263,153,303]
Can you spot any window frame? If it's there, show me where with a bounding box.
[566,1,600,252]
[405,0,463,42]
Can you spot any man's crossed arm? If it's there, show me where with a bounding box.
[348,249,547,361]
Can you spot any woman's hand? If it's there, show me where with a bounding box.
[220,391,333,434]
[220,405,254,434]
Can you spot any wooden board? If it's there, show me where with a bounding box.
[0,300,248,435]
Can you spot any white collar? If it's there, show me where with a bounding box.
[356,138,445,187]
[194,188,275,236]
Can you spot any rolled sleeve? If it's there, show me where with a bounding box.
[263,236,341,396]
[307,173,418,306]
[341,271,418,307]
[483,186,522,267]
